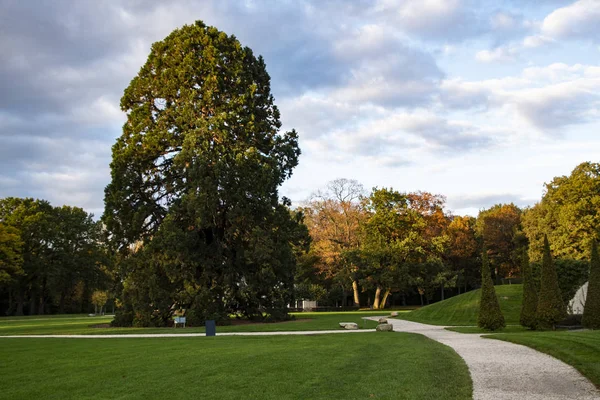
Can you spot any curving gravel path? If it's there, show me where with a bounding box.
[373,317,600,400]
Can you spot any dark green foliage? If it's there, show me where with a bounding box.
[0,223,23,284]
[520,249,538,329]
[104,21,306,325]
[583,241,600,329]
[523,162,600,262]
[530,258,589,308]
[536,235,566,329]
[0,198,109,316]
[478,251,506,331]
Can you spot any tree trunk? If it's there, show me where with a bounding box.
[420,293,424,306]
[59,290,67,314]
[16,289,24,316]
[373,286,382,309]
[95,304,98,315]
[29,293,36,315]
[440,283,445,301]
[38,296,45,315]
[381,289,391,310]
[402,294,406,307]
[352,280,360,307]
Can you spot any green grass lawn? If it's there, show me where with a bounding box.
[397,284,522,326]
[0,333,472,400]
[485,330,600,389]
[0,311,402,336]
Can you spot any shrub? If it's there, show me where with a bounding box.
[583,241,600,329]
[478,251,506,331]
[520,249,538,329]
[536,235,566,329]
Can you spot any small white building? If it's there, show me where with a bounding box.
[294,300,317,311]
[569,282,587,314]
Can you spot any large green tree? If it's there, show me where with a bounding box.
[103,21,304,326]
[0,223,23,285]
[0,198,107,315]
[583,241,600,329]
[536,235,566,329]
[476,203,522,280]
[523,162,600,262]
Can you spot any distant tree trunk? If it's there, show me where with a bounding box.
[352,280,360,307]
[29,293,36,315]
[381,289,391,309]
[440,283,445,301]
[373,286,382,309]
[402,294,406,307]
[38,277,47,315]
[38,295,46,315]
[16,289,24,316]
[419,293,424,306]
[342,288,347,307]
[59,290,67,314]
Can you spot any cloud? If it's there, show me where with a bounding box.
[438,63,600,131]
[475,45,518,63]
[375,0,483,41]
[448,193,535,212]
[542,0,600,41]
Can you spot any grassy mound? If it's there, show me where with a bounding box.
[398,284,523,326]
[0,334,472,399]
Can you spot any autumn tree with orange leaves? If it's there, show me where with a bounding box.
[303,179,367,306]
[476,203,523,281]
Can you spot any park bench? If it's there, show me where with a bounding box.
[173,316,186,328]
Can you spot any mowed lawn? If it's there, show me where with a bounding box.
[0,311,402,336]
[0,333,472,400]
[398,284,523,326]
[486,330,600,389]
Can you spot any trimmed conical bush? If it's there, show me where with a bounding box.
[478,250,506,331]
[583,241,600,329]
[536,235,566,329]
[520,248,538,329]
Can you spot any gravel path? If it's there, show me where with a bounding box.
[376,317,600,400]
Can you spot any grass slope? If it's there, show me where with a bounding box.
[0,334,472,400]
[0,312,401,336]
[486,330,600,389]
[398,284,523,326]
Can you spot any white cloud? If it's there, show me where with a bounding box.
[439,63,600,131]
[542,0,600,41]
[522,34,555,48]
[375,0,481,40]
[475,45,518,63]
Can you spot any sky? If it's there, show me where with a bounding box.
[1,0,599,217]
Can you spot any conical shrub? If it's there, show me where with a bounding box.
[583,241,600,329]
[520,248,538,329]
[536,235,566,329]
[478,250,506,331]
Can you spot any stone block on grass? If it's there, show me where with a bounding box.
[376,323,393,332]
[339,322,358,330]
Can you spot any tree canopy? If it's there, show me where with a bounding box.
[103,21,305,326]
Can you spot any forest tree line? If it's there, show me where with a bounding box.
[0,161,597,316]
